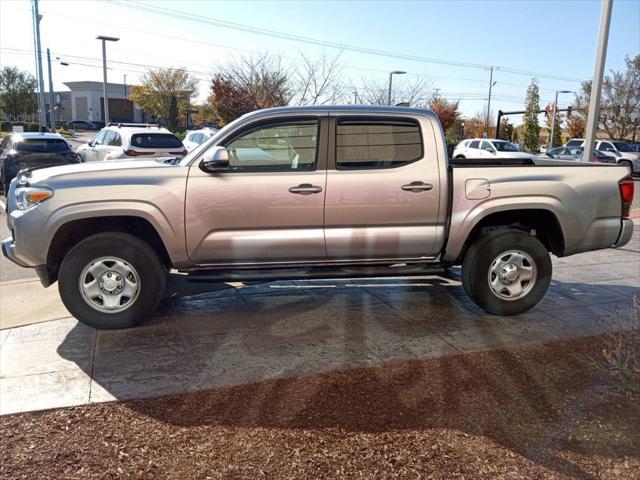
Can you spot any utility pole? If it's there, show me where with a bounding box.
[484,66,495,138]
[46,48,56,132]
[31,0,47,129]
[584,0,613,163]
[97,35,120,124]
[124,74,127,120]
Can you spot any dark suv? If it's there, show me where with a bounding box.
[0,133,81,195]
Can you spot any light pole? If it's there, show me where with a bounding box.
[584,0,612,164]
[549,90,572,149]
[46,48,56,132]
[388,70,406,105]
[123,74,127,121]
[484,66,497,138]
[96,35,119,124]
[31,0,46,129]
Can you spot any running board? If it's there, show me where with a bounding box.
[185,264,446,283]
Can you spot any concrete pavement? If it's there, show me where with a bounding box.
[1,230,638,415]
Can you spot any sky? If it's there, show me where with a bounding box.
[1,0,639,123]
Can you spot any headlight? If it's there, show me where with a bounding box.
[15,187,53,210]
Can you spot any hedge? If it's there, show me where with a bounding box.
[0,121,43,132]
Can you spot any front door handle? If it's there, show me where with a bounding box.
[401,181,433,192]
[288,183,323,195]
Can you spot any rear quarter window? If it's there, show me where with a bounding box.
[336,118,423,169]
[130,133,183,149]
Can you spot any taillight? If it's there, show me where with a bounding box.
[169,150,188,156]
[618,175,634,218]
[123,149,155,157]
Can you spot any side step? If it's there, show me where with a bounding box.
[185,263,446,283]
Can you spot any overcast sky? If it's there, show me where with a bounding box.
[1,0,638,121]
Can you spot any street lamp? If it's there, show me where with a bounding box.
[388,70,406,105]
[484,66,497,138]
[96,35,119,124]
[46,48,56,132]
[549,90,573,149]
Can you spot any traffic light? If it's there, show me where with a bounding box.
[567,106,572,116]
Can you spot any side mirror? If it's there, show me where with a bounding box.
[200,146,230,173]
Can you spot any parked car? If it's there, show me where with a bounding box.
[182,127,219,152]
[76,123,187,162]
[66,120,98,131]
[2,106,634,329]
[453,138,534,159]
[541,146,616,163]
[0,132,81,195]
[565,139,640,173]
[91,121,106,129]
[630,143,640,153]
[564,138,584,147]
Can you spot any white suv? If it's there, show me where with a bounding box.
[565,139,640,173]
[182,127,219,152]
[453,139,534,159]
[77,124,186,162]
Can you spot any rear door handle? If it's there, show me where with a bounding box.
[288,183,323,195]
[401,181,433,192]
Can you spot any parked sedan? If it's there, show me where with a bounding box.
[542,146,616,163]
[0,132,81,195]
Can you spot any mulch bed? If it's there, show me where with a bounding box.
[1,335,639,479]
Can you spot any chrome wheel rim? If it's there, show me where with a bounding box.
[488,250,537,301]
[79,257,140,313]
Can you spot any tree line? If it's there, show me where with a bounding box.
[1,53,638,151]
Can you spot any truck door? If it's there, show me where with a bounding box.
[184,116,328,265]
[324,115,442,260]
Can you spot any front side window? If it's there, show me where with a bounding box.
[107,132,122,146]
[493,141,518,152]
[224,120,318,172]
[336,118,422,169]
[481,141,494,151]
[93,130,107,146]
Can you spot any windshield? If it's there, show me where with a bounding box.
[130,133,183,149]
[15,138,70,153]
[612,141,633,152]
[492,141,519,152]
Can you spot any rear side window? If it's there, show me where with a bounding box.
[130,133,183,149]
[336,118,423,169]
[469,140,480,149]
[15,138,69,153]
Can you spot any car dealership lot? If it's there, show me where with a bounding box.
[0,212,638,415]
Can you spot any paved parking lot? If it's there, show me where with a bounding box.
[1,227,638,415]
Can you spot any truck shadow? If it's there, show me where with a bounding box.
[56,276,639,479]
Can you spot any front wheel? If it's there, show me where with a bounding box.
[58,232,167,329]
[461,229,552,315]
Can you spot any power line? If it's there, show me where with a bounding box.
[107,0,586,83]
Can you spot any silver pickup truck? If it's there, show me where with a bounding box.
[2,106,635,329]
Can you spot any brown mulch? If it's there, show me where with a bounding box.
[1,335,639,480]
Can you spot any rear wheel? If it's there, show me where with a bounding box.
[462,229,551,315]
[58,232,166,329]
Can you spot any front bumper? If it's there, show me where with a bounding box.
[2,237,29,267]
[612,219,634,248]
[2,237,55,286]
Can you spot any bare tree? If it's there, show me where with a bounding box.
[359,75,433,106]
[293,51,348,105]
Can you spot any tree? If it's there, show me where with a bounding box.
[499,118,514,141]
[208,54,291,125]
[360,75,432,106]
[523,78,541,152]
[0,66,37,120]
[428,96,460,132]
[566,112,586,138]
[193,102,216,125]
[462,116,485,138]
[573,55,640,140]
[293,51,347,105]
[128,68,198,131]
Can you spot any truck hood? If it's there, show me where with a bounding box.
[23,158,177,186]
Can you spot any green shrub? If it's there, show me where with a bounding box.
[174,131,186,141]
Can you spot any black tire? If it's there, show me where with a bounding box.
[461,229,552,316]
[58,232,166,329]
